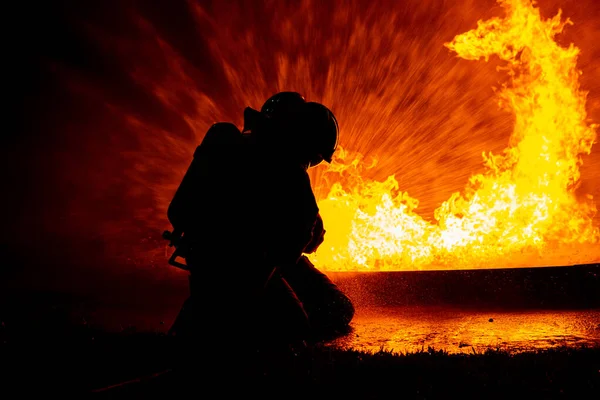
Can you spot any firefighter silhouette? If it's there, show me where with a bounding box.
[164,92,354,348]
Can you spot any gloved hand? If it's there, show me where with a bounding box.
[303,213,325,254]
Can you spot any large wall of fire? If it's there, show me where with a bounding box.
[9,0,600,276]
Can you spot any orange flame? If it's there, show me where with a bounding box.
[65,0,600,272]
[310,0,599,270]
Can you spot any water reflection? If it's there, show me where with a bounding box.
[328,306,600,354]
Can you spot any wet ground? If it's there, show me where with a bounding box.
[3,264,599,355]
[323,264,600,353]
[328,306,600,354]
[78,303,600,354]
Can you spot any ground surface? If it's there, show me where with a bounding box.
[2,264,600,397]
[1,327,599,398]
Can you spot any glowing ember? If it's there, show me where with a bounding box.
[310,0,599,270]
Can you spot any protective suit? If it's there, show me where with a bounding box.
[165,93,354,348]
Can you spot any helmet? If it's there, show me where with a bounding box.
[260,91,306,118]
[245,92,339,168]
